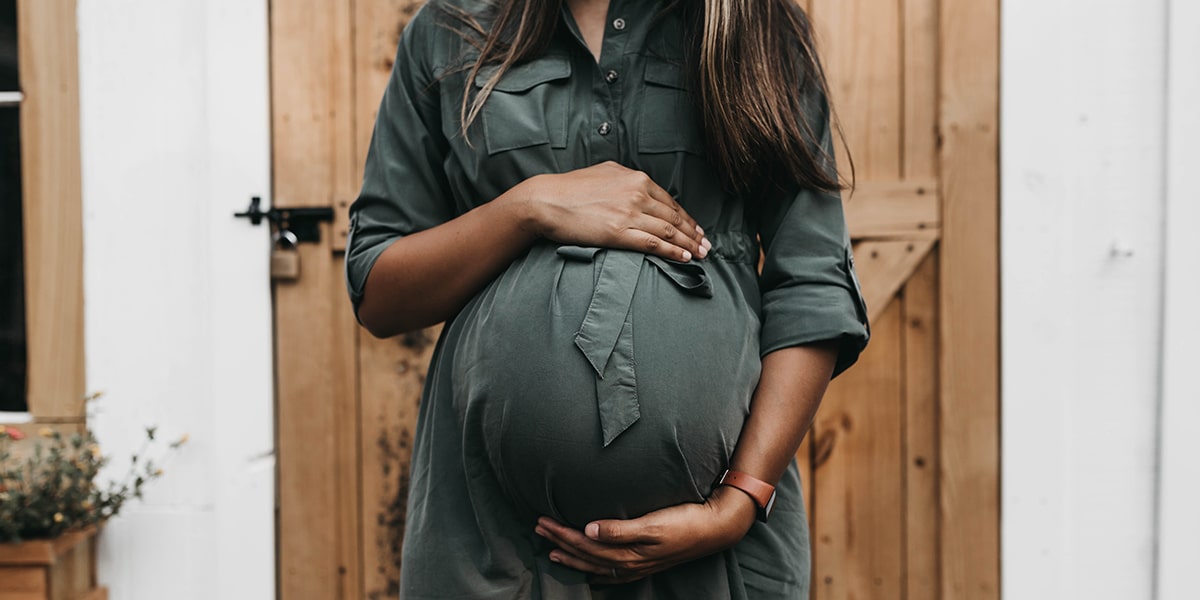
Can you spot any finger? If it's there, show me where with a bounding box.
[549,549,648,586]
[586,518,662,546]
[633,214,703,260]
[638,200,709,259]
[618,227,695,262]
[640,182,705,244]
[648,187,700,243]
[536,517,634,564]
[548,550,611,578]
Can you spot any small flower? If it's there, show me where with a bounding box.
[2,427,25,441]
[174,433,190,446]
[154,468,164,477]
[53,512,64,523]
[81,499,93,509]
[88,444,101,458]
[39,427,55,438]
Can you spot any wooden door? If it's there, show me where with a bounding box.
[269,0,999,599]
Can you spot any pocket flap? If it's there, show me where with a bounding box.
[475,55,572,92]
[643,60,689,90]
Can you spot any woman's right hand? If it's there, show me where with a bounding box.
[514,161,711,262]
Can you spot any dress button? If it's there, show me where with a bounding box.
[598,122,612,136]
[604,70,619,84]
[612,17,626,31]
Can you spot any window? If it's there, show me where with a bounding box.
[0,0,23,412]
[0,0,83,420]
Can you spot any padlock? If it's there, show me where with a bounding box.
[271,229,301,281]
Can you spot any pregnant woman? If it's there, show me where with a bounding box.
[345,0,870,596]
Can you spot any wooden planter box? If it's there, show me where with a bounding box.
[0,528,107,600]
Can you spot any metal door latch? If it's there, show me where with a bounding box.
[234,196,334,244]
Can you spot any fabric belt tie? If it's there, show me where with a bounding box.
[556,246,713,447]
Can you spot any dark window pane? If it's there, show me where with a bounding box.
[0,0,15,91]
[1,106,24,411]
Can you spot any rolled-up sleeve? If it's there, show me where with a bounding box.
[345,6,454,317]
[757,94,870,378]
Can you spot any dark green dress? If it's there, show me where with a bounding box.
[345,0,870,597]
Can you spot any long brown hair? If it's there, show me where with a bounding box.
[440,0,847,193]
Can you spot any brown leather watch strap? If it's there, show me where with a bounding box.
[716,469,777,522]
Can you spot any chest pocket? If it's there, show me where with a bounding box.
[638,60,705,155]
[474,55,572,155]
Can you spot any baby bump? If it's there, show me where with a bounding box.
[449,241,762,528]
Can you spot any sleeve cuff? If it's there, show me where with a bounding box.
[759,281,870,379]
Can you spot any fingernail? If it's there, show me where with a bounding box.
[681,250,692,261]
[534,526,547,537]
[549,553,562,564]
[702,237,712,250]
[695,224,705,235]
[697,245,708,259]
[586,523,600,539]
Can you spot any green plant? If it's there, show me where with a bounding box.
[0,418,187,544]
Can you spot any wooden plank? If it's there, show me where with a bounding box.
[18,0,85,419]
[48,536,90,600]
[348,0,426,253]
[271,0,358,214]
[938,0,1000,596]
[0,525,92,567]
[903,250,940,600]
[351,3,431,597]
[358,328,438,599]
[808,0,902,179]
[850,239,935,324]
[845,180,940,239]
[795,427,814,538]
[812,298,905,600]
[0,567,46,596]
[903,0,939,179]
[0,544,55,568]
[331,262,362,600]
[271,0,363,598]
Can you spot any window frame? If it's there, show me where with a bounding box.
[1,0,84,424]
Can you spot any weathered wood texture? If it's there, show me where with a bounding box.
[937,0,1000,597]
[902,253,940,600]
[812,299,906,598]
[17,0,85,420]
[271,0,363,598]
[805,0,998,597]
[351,3,432,598]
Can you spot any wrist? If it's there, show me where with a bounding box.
[501,173,552,241]
[708,484,758,542]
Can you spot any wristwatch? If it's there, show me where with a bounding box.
[716,469,777,523]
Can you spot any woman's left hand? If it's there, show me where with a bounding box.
[534,485,758,585]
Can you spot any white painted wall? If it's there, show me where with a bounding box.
[77,1,275,598]
[1003,0,1199,599]
[1155,0,1200,596]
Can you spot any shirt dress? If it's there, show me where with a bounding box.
[344,0,871,597]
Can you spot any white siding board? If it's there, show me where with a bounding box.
[78,0,274,598]
[1156,0,1200,596]
[1002,1,1167,598]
